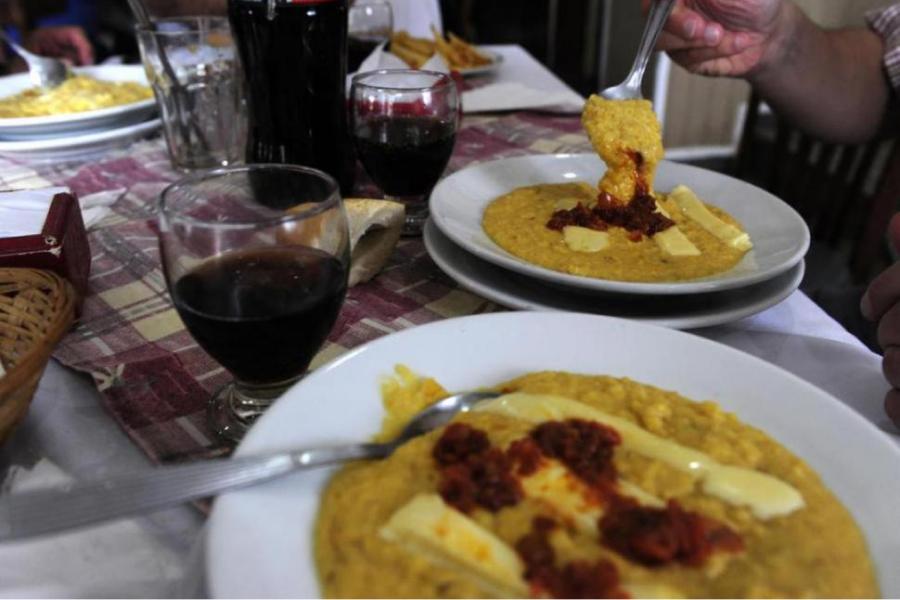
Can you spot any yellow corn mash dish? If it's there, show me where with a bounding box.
[314,367,878,598]
[583,95,664,201]
[0,75,152,118]
[482,94,754,283]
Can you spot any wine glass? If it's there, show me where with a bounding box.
[158,164,350,442]
[348,0,394,73]
[350,69,460,236]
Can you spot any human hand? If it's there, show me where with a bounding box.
[646,0,792,77]
[861,213,900,429]
[24,26,94,67]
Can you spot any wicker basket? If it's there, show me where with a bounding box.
[0,269,77,444]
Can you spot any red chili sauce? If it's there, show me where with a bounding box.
[431,417,744,597]
[546,151,675,241]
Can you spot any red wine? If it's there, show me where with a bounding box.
[354,115,456,197]
[172,246,347,385]
[228,0,355,192]
[348,34,384,73]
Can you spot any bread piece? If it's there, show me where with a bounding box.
[345,198,404,286]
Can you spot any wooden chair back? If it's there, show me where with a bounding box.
[735,92,898,283]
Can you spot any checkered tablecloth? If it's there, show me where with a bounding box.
[0,112,591,463]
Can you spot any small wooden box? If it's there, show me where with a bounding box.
[0,191,91,300]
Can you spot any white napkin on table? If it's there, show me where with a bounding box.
[0,460,184,599]
[461,82,584,114]
[352,41,451,77]
[0,187,123,237]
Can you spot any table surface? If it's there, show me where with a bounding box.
[0,45,894,598]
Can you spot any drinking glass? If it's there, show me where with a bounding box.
[137,17,246,172]
[348,0,394,73]
[350,69,459,236]
[158,164,350,442]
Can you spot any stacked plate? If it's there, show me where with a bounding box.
[0,65,160,162]
[426,153,810,329]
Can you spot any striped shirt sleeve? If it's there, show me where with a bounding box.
[868,3,900,92]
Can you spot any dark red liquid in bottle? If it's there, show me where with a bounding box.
[228,0,355,192]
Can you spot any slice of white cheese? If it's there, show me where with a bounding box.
[563,226,610,253]
[476,393,804,520]
[651,201,701,256]
[521,461,603,536]
[380,494,529,597]
[521,460,663,538]
[669,185,753,251]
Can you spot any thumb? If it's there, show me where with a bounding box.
[890,212,900,257]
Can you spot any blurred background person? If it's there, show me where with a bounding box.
[0,0,94,71]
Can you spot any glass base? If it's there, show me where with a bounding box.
[208,377,299,443]
[388,195,429,237]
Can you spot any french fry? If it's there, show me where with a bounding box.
[448,32,491,66]
[390,41,429,68]
[393,31,434,56]
[389,28,492,70]
[431,26,464,68]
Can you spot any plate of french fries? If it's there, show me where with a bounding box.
[390,28,501,76]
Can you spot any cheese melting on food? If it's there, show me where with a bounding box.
[582,94,663,201]
[380,493,529,597]
[521,459,663,539]
[670,185,753,251]
[476,393,805,520]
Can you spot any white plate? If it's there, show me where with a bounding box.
[457,48,503,77]
[424,219,804,330]
[207,312,900,598]
[0,118,160,163]
[0,65,156,140]
[430,154,810,295]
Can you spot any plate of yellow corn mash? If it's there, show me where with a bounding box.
[205,313,900,598]
[430,95,810,295]
[0,65,156,140]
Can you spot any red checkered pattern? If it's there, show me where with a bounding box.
[0,112,590,462]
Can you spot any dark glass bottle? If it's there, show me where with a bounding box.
[228,0,355,192]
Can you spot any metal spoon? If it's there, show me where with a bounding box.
[0,390,500,541]
[600,0,676,100]
[0,30,69,89]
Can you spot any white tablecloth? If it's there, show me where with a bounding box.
[0,45,894,598]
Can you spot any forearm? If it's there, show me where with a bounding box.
[749,3,890,144]
[142,0,226,17]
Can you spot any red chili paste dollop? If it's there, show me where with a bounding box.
[547,192,675,241]
[516,516,629,599]
[600,497,744,567]
[530,419,621,490]
[546,150,675,240]
[430,415,744,580]
[433,423,522,512]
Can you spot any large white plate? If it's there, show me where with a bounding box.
[207,313,900,598]
[0,118,160,163]
[430,154,810,295]
[0,65,156,140]
[424,219,804,330]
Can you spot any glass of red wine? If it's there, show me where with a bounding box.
[348,0,394,73]
[350,69,459,236]
[158,164,350,442]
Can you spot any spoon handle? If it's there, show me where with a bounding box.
[624,0,677,92]
[0,29,37,62]
[0,444,379,542]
